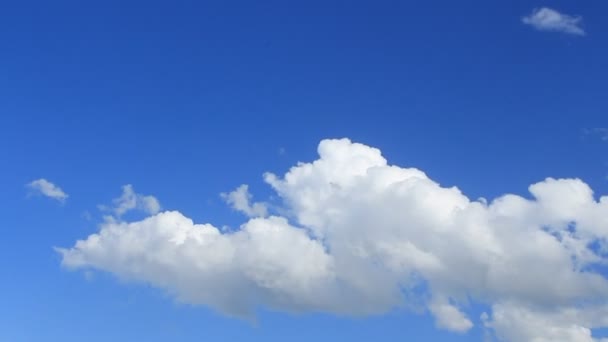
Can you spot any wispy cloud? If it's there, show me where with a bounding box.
[26,178,68,202]
[589,128,608,141]
[221,184,268,218]
[99,184,161,217]
[522,7,585,36]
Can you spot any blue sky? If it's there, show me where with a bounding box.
[2,1,608,341]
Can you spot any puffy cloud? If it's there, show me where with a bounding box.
[221,184,268,218]
[104,184,161,217]
[58,139,608,341]
[27,178,68,202]
[59,213,338,317]
[522,7,585,36]
[485,302,608,342]
[429,297,474,333]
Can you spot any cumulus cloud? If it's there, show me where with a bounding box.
[58,139,608,341]
[429,298,473,333]
[485,303,608,342]
[27,178,68,202]
[523,7,585,36]
[221,184,268,218]
[103,184,161,217]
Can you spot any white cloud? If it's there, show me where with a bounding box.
[58,139,608,341]
[523,7,585,36]
[221,184,268,218]
[429,297,474,333]
[486,302,608,342]
[105,184,161,217]
[27,178,68,202]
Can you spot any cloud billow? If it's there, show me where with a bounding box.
[58,139,608,341]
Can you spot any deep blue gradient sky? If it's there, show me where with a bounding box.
[1,1,607,341]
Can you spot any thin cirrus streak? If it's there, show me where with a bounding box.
[58,138,608,341]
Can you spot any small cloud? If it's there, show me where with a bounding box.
[83,270,95,282]
[81,211,93,221]
[582,128,608,142]
[522,7,585,36]
[26,178,68,202]
[429,298,474,333]
[593,128,608,141]
[102,184,161,217]
[221,184,268,218]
